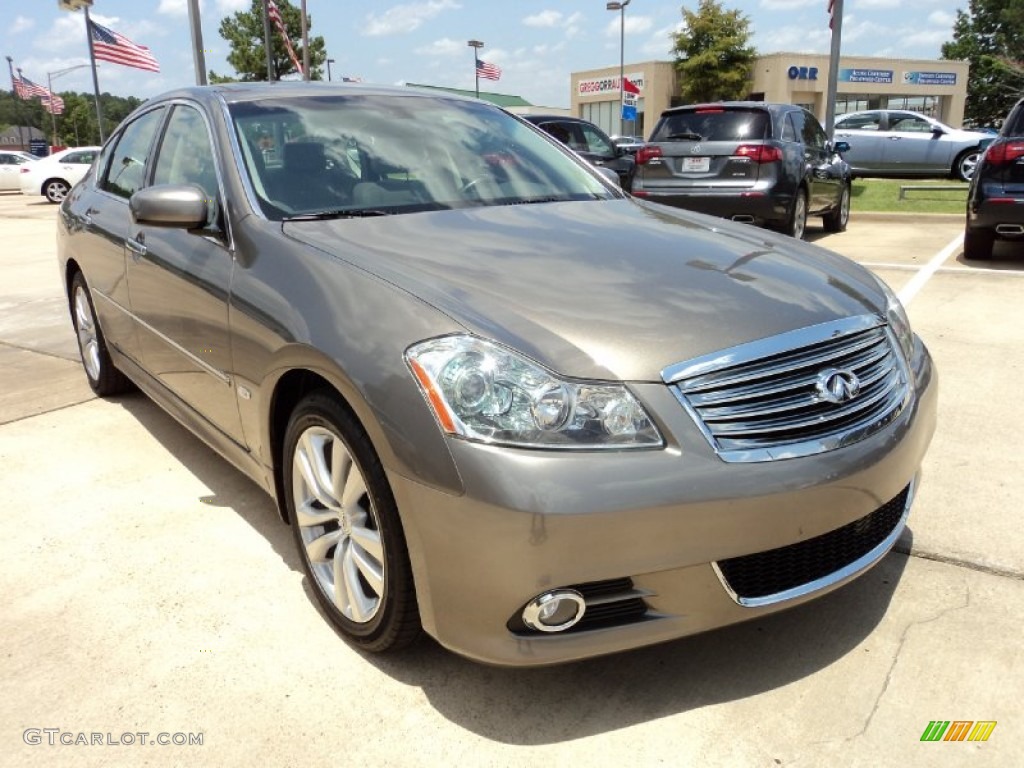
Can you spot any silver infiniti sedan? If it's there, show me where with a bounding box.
[57,84,936,666]
[834,109,993,181]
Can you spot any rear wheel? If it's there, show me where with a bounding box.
[284,392,420,652]
[781,188,808,240]
[954,149,981,182]
[963,226,994,260]
[44,178,70,204]
[822,183,851,233]
[70,271,131,396]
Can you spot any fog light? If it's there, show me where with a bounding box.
[521,589,586,632]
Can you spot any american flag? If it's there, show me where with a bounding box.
[13,73,65,114]
[89,20,160,73]
[476,59,501,81]
[267,0,304,76]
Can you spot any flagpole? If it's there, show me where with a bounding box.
[824,0,844,140]
[47,72,59,148]
[187,0,208,86]
[262,0,276,81]
[5,56,26,150]
[467,40,483,99]
[83,5,106,143]
[300,0,310,81]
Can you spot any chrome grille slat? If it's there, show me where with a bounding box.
[665,316,910,463]
[679,328,887,394]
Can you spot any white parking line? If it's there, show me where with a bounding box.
[896,233,963,306]
[861,262,1024,277]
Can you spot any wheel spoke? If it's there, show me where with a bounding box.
[332,539,352,613]
[296,432,338,510]
[350,524,384,563]
[351,539,385,596]
[340,464,367,510]
[342,546,375,622]
[305,527,343,563]
[294,500,338,529]
[330,439,352,509]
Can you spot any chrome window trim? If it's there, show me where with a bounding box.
[94,289,231,387]
[713,477,915,608]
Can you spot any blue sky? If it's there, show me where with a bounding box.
[5,1,968,108]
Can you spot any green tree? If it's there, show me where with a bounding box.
[212,0,327,82]
[942,0,1024,127]
[671,0,756,103]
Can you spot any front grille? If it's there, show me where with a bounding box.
[716,484,910,602]
[508,577,649,635]
[665,316,909,462]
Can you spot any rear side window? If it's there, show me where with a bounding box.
[1002,101,1024,136]
[836,113,882,130]
[651,109,769,142]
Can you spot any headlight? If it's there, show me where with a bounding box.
[406,335,663,449]
[875,277,915,361]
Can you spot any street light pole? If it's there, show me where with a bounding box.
[467,39,484,99]
[47,64,93,148]
[327,58,334,81]
[607,0,631,136]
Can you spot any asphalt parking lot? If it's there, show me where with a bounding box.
[1,192,1021,767]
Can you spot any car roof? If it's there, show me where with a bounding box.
[144,81,482,108]
[660,101,796,117]
[521,115,594,125]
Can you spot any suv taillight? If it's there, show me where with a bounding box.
[734,145,782,163]
[636,145,662,165]
[984,141,1024,166]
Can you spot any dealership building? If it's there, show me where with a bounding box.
[572,53,970,138]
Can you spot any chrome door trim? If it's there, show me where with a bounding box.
[94,289,231,387]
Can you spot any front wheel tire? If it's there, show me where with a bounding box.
[284,392,420,652]
[954,150,981,182]
[70,271,131,396]
[45,179,70,204]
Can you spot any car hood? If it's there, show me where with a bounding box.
[284,200,887,381]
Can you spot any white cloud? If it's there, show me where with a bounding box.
[760,0,819,9]
[605,15,654,38]
[523,10,563,28]
[928,10,955,27]
[158,0,247,15]
[756,24,831,54]
[855,0,903,8]
[641,22,684,58]
[364,1,461,37]
[414,38,465,57]
[12,15,35,34]
[157,0,186,15]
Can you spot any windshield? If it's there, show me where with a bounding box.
[228,94,617,220]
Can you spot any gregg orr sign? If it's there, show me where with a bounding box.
[578,73,645,97]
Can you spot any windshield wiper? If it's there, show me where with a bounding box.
[283,209,392,221]
[664,132,704,141]
[501,196,570,206]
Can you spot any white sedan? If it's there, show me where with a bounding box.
[20,147,101,203]
[0,150,38,192]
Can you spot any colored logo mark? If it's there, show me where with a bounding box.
[920,721,997,742]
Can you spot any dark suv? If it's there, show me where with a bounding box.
[521,115,635,190]
[964,97,1024,260]
[631,102,851,239]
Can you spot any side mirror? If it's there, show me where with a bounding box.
[833,140,851,154]
[931,125,945,136]
[130,184,210,228]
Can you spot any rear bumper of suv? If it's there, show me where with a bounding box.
[632,187,788,225]
[968,193,1024,236]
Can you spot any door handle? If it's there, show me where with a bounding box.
[126,238,147,259]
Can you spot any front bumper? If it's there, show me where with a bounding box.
[390,336,937,666]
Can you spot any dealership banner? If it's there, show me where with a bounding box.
[839,68,893,84]
[903,71,957,86]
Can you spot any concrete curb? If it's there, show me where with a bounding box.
[851,211,964,223]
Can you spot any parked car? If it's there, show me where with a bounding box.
[0,150,38,191]
[610,134,645,154]
[20,146,101,203]
[964,97,1024,259]
[58,83,935,666]
[521,114,635,189]
[631,102,852,239]
[834,110,993,181]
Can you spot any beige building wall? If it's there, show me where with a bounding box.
[572,53,970,137]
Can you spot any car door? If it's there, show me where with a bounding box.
[126,102,245,446]
[882,112,954,173]
[79,108,168,369]
[0,154,23,190]
[790,109,841,211]
[834,112,886,173]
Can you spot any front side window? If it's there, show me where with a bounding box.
[229,95,617,221]
[152,104,220,227]
[889,114,933,133]
[101,108,165,199]
[65,150,98,165]
[578,123,616,158]
[836,113,882,131]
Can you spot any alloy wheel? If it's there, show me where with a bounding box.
[73,284,102,382]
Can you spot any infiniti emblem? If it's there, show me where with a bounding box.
[691,144,702,154]
[815,368,861,404]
